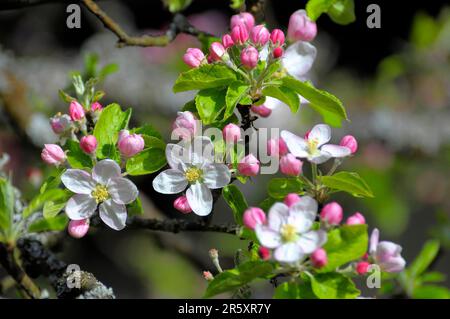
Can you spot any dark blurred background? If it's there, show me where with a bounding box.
[0,0,449,298]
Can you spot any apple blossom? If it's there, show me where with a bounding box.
[50,114,71,134]
[241,46,259,69]
[255,196,327,263]
[230,12,255,31]
[183,48,205,68]
[69,101,85,121]
[117,130,145,157]
[209,42,226,61]
[369,228,406,273]
[267,138,288,157]
[250,25,270,46]
[172,111,198,140]
[231,24,249,45]
[281,124,351,164]
[346,212,366,225]
[243,207,266,230]
[280,153,303,176]
[311,248,327,268]
[41,144,66,166]
[173,195,192,214]
[284,193,301,207]
[152,137,231,216]
[80,135,98,155]
[222,34,234,49]
[320,202,343,225]
[61,159,139,230]
[270,29,285,45]
[68,219,90,238]
[287,9,317,42]
[222,123,241,143]
[237,154,260,176]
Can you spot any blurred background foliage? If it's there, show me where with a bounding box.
[0,0,448,298]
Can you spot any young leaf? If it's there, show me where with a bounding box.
[93,103,132,160]
[282,76,347,124]
[28,215,69,233]
[407,240,440,279]
[163,0,192,13]
[40,168,64,194]
[310,273,360,299]
[65,140,93,169]
[321,171,374,198]
[204,261,274,298]
[262,85,300,113]
[127,197,143,217]
[225,81,250,119]
[328,0,356,25]
[319,224,368,272]
[274,281,317,299]
[222,184,248,225]
[23,189,68,218]
[126,146,167,176]
[173,64,237,93]
[195,88,227,124]
[132,124,162,140]
[267,178,305,199]
[412,285,450,299]
[0,178,15,236]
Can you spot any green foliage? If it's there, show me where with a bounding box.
[267,178,305,199]
[127,197,144,217]
[195,88,227,124]
[162,0,192,13]
[204,261,274,298]
[0,178,15,239]
[230,0,245,9]
[262,85,300,113]
[406,240,440,279]
[126,138,166,176]
[173,64,237,93]
[225,81,250,119]
[28,215,69,233]
[43,190,71,219]
[22,189,68,219]
[93,103,132,160]
[410,12,440,49]
[310,273,360,298]
[132,124,163,140]
[222,185,248,225]
[306,0,356,25]
[65,140,93,169]
[40,169,64,194]
[274,280,317,299]
[320,224,368,272]
[321,171,374,198]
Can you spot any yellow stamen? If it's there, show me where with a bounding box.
[281,224,298,242]
[185,167,202,183]
[91,184,110,203]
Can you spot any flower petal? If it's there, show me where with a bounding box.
[189,136,215,166]
[65,194,97,220]
[92,159,122,185]
[309,124,331,147]
[99,199,127,231]
[309,151,332,164]
[287,197,317,233]
[152,169,188,194]
[281,130,309,158]
[203,163,231,189]
[379,256,406,273]
[297,230,327,254]
[268,202,289,231]
[255,224,282,249]
[369,228,379,255]
[166,143,188,171]
[186,182,213,216]
[274,243,304,263]
[61,169,95,194]
[282,41,317,80]
[108,177,139,204]
[321,144,351,158]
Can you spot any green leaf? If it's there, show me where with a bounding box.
[222,185,248,225]
[181,99,197,113]
[43,190,71,219]
[310,273,360,299]
[40,168,64,194]
[65,140,93,169]
[204,261,274,298]
[320,224,368,272]
[225,81,250,119]
[28,215,69,233]
[328,0,355,25]
[163,0,192,13]
[126,140,167,176]
[309,103,343,127]
[262,85,300,113]
[274,281,317,299]
[93,103,132,160]
[412,285,450,299]
[195,88,227,124]
[407,240,440,279]
[58,89,75,103]
[230,0,245,9]
[99,63,119,81]
[282,77,347,124]
[132,124,162,140]
[267,178,305,199]
[321,171,374,198]
[127,197,143,217]
[173,64,237,93]
[306,0,338,21]
[259,197,277,211]
[23,189,68,218]
[419,271,446,284]
[0,178,15,236]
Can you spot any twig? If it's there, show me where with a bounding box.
[81,0,212,48]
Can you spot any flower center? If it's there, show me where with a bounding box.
[185,167,202,183]
[307,138,320,155]
[91,184,110,203]
[280,224,298,242]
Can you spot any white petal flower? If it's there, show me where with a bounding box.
[61,159,139,231]
[281,124,351,164]
[255,196,327,263]
[369,228,406,273]
[282,41,317,80]
[152,137,231,216]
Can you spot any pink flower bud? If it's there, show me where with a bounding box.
[346,212,366,225]
[80,135,98,155]
[173,195,192,214]
[284,193,301,207]
[240,46,258,69]
[250,104,272,117]
[49,114,71,134]
[267,138,288,157]
[356,261,370,275]
[222,34,234,49]
[41,144,66,166]
[183,48,205,68]
[68,219,90,239]
[311,248,328,268]
[250,25,270,46]
[203,271,214,281]
[172,111,197,140]
[320,201,343,225]
[340,135,358,154]
[270,29,285,45]
[69,101,85,121]
[243,207,266,230]
[231,24,249,45]
[117,130,145,157]
[280,153,303,176]
[222,123,241,143]
[273,46,284,59]
[230,12,255,31]
[238,154,260,176]
[258,246,271,260]
[209,42,226,61]
[91,102,103,112]
[287,9,317,42]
